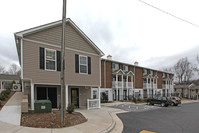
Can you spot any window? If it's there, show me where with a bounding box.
[150,70,153,75]
[79,55,88,74]
[112,63,119,70]
[143,69,147,75]
[162,73,165,77]
[123,65,128,71]
[93,90,97,99]
[45,49,56,70]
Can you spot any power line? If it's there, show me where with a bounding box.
[138,0,199,28]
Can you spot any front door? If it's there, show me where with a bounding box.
[71,88,79,108]
[48,87,57,108]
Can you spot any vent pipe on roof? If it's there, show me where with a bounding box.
[134,61,138,66]
[107,54,112,60]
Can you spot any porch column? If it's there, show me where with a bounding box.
[65,84,68,109]
[127,75,129,100]
[150,78,152,89]
[31,83,34,110]
[131,75,134,89]
[122,74,124,100]
[147,78,149,98]
[98,86,101,108]
[156,79,158,89]
[116,74,118,101]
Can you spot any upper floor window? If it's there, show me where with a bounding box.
[79,55,88,74]
[112,63,119,70]
[143,69,147,75]
[162,73,165,78]
[45,49,56,70]
[150,70,153,75]
[39,47,61,71]
[75,54,91,74]
[123,65,128,71]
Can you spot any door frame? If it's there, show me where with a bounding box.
[71,88,79,108]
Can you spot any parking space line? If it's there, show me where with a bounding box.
[140,130,156,133]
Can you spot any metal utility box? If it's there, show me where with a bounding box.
[34,100,52,113]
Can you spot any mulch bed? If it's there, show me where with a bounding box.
[21,111,87,128]
[0,91,15,111]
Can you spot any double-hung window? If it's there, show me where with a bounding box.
[45,48,56,70]
[123,65,128,71]
[112,63,119,70]
[79,55,88,74]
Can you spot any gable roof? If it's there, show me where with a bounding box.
[14,18,104,56]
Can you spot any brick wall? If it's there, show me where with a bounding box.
[101,59,174,90]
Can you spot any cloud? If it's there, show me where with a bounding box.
[143,44,199,70]
[0,35,19,69]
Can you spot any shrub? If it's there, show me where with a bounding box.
[137,98,142,102]
[1,91,8,98]
[67,104,75,114]
[0,94,6,101]
[5,89,11,95]
[0,100,1,107]
[101,92,108,103]
[10,80,16,89]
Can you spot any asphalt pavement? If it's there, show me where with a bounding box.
[118,102,199,133]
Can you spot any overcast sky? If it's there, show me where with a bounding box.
[0,0,199,71]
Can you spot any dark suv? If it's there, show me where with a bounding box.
[147,97,170,107]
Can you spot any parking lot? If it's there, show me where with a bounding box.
[117,102,199,133]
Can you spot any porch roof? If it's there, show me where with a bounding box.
[0,74,19,81]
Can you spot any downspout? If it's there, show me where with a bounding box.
[20,37,24,92]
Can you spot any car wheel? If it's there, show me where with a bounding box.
[175,104,178,106]
[171,102,174,106]
[161,102,165,107]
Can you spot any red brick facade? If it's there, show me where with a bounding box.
[101,59,174,90]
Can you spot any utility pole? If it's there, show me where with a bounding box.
[61,0,67,126]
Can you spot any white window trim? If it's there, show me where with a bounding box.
[45,48,57,71]
[123,65,128,71]
[112,63,119,70]
[79,55,88,74]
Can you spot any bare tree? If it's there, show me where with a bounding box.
[174,57,193,84]
[0,65,6,74]
[8,64,20,75]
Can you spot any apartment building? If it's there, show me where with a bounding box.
[95,55,174,101]
[14,18,104,110]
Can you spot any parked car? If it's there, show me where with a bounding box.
[170,97,181,106]
[147,97,170,107]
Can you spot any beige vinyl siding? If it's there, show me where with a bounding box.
[23,40,100,86]
[25,23,99,55]
[68,86,91,108]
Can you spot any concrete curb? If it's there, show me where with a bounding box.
[99,111,116,133]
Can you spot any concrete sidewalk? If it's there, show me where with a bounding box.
[0,100,125,133]
[0,92,23,126]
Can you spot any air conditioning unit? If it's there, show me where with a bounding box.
[12,84,21,92]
